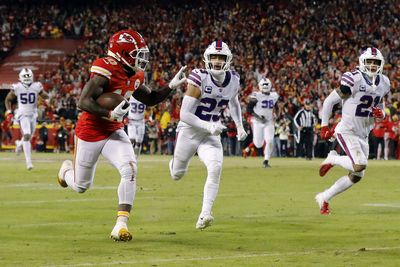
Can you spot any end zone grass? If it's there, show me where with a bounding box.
[0,152,399,266]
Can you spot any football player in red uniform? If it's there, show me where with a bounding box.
[57,29,186,241]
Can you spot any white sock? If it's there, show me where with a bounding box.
[322,175,354,201]
[116,211,130,224]
[264,142,273,160]
[63,169,84,192]
[22,141,32,165]
[201,181,219,215]
[332,155,354,171]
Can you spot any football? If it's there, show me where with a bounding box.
[96,92,129,110]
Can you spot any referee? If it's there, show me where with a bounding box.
[294,99,317,160]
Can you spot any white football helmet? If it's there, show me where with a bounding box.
[358,47,384,77]
[19,68,34,85]
[258,78,272,94]
[203,40,232,76]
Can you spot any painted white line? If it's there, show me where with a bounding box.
[0,195,173,205]
[363,203,400,208]
[44,246,400,267]
[9,222,84,228]
[0,198,110,205]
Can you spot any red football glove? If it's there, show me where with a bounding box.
[123,117,129,125]
[372,107,384,119]
[320,126,333,141]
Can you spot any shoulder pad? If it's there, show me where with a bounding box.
[231,70,240,79]
[32,82,43,90]
[381,74,390,86]
[90,57,116,79]
[340,71,356,88]
[187,68,206,87]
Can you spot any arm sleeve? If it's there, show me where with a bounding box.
[180,95,210,132]
[228,94,243,127]
[321,90,342,126]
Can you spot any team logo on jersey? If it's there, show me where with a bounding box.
[134,79,141,89]
[204,86,212,94]
[359,85,366,92]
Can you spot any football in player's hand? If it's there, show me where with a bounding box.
[96,92,129,110]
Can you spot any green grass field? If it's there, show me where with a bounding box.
[0,152,400,267]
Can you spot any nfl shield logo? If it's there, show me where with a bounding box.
[359,85,366,92]
[134,79,141,89]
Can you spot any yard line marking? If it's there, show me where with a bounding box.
[7,222,85,228]
[363,203,400,208]
[0,198,110,204]
[0,196,173,205]
[43,246,400,267]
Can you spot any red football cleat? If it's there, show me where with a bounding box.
[319,163,333,177]
[319,150,338,177]
[315,193,331,215]
[320,201,330,215]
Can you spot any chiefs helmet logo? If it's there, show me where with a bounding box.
[118,33,135,44]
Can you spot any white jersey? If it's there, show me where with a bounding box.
[335,70,390,138]
[250,91,279,122]
[11,82,43,117]
[181,68,240,128]
[127,97,146,121]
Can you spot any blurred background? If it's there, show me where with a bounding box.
[0,0,399,159]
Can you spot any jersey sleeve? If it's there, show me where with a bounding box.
[133,71,145,85]
[10,83,17,92]
[272,92,279,103]
[33,82,44,93]
[187,68,204,87]
[382,75,391,96]
[340,71,357,94]
[90,58,113,80]
[231,70,241,95]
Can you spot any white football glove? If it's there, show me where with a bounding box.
[236,125,248,141]
[169,66,187,89]
[206,122,226,136]
[109,100,130,122]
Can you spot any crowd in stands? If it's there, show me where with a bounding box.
[0,0,399,159]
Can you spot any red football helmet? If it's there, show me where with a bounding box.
[107,30,149,71]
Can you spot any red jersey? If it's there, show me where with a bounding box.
[75,56,145,141]
[372,119,387,138]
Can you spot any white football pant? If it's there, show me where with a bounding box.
[252,120,275,160]
[170,127,223,215]
[64,129,137,205]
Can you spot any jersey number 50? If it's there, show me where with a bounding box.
[20,92,36,104]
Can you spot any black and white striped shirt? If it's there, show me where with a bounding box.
[294,108,316,129]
